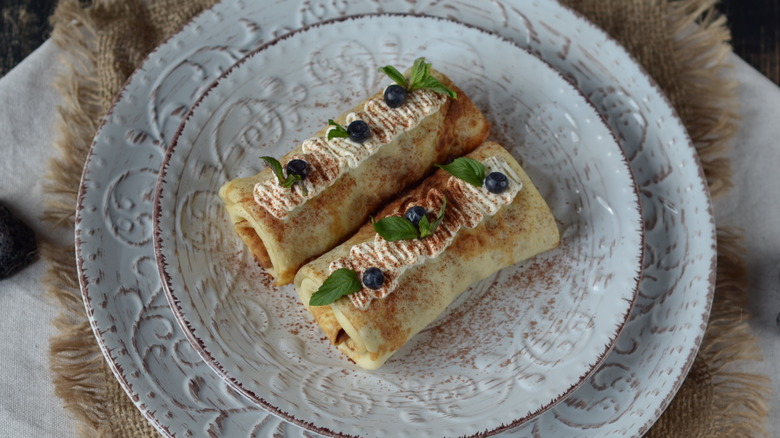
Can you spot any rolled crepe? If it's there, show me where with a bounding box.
[294,141,560,369]
[219,70,489,284]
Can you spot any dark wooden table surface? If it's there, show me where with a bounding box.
[720,0,780,84]
[1,0,778,82]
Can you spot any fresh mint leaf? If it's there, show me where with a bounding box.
[327,119,350,141]
[374,195,447,240]
[309,268,362,306]
[378,57,457,99]
[260,156,285,184]
[407,57,457,99]
[436,157,486,187]
[280,173,307,195]
[379,65,408,88]
[418,76,458,99]
[431,195,447,229]
[418,196,447,238]
[280,173,300,188]
[417,215,433,238]
[260,156,307,195]
[372,215,420,242]
[408,57,430,88]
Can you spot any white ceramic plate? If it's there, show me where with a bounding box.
[75,1,715,437]
[153,15,643,438]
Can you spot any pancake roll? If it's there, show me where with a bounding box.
[294,141,560,369]
[219,69,489,284]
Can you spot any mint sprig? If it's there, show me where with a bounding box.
[435,157,486,187]
[380,64,408,88]
[418,196,446,238]
[327,119,349,141]
[379,57,458,99]
[309,268,362,306]
[372,216,419,242]
[373,195,447,241]
[259,156,308,195]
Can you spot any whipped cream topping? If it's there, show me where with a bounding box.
[253,89,447,219]
[329,156,524,310]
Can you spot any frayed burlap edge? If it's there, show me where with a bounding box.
[41,1,769,437]
[43,1,122,437]
[667,0,738,197]
[43,1,214,436]
[42,0,165,435]
[655,2,771,434]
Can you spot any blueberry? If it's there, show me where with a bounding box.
[285,159,309,179]
[383,84,407,109]
[0,203,37,280]
[362,267,385,290]
[485,172,509,194]
[404,206,427,227]
[347,120,371,143]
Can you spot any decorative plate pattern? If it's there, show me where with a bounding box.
[75,1,716,437]
[153,15,643,438]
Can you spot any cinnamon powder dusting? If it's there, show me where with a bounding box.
[331,155,523,310]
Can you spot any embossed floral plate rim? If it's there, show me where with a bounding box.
[74,1,715,437]
[152,14,644,438]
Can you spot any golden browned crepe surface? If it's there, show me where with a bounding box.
[295,141,560,369]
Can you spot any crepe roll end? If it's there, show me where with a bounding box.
[219,178,282,282]
[297,275,392,370]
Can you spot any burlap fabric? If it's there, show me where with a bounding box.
[43,0,770,436]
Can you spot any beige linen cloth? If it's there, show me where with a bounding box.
[42,0,770,436]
